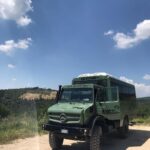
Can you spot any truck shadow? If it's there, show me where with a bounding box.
[62,129,150,150]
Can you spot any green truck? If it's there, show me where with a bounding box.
[43,73,136,150]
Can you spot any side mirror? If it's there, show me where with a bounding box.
[55,85,62,102]
[59,85,62,92]
[55,91,59,101]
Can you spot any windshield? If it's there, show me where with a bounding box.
[60,88,93,102]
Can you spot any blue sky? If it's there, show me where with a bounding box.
[0,0,150,97]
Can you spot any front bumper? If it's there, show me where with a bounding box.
[42,123,89,138]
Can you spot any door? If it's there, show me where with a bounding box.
[95,87,120,120]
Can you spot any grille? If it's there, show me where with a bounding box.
[49,113,80,123]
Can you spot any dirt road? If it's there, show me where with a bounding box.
[0,125,150,150]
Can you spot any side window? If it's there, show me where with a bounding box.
[111,87,118,101]
[104,87,118,101]
[95,88,107,102]
[101,88,107,101]
[95,87,118,102]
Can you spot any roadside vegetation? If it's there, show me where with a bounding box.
[0,88,55,144]
[133,97,150,125]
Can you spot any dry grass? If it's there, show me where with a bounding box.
[19,91,57,100]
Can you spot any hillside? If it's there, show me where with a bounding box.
[137,97,150,103]
[0,87,57,118]
[19,90,57,100]
[0,87,57,143]
[0,87,57,101]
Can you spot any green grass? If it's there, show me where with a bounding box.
[132,117,150,125]
[0,88,54,144]
[0,99,53,144]
[132,100,150,125]
[0,114,38,144]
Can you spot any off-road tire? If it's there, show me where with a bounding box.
[117,117,129,138]
[49,132,63,150]
[89,126,102,150]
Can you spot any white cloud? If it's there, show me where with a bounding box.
[143,74,150,80]
[113,33,138,49]
[0,0,33,26]
[104,30,114,36]
[0,37,32,54]
[120,76,150,97]
[105,20,150,49]
[119,76,134,84]
[12,78,16,81]
[8,64,15,69]
[17,16,32,26]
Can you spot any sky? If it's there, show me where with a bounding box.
[0,0,150,97]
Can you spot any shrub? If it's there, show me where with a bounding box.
[0,104,10,118]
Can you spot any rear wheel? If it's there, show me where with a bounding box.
[89,126,102,150]
[49,132,63,150]
[117,117,129,138]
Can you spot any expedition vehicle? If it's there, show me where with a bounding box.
[43,72,136,150]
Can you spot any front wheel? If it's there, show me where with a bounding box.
[49,132,63,150]
[89,126,102,150]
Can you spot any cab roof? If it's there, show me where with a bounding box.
[78,72,112,78]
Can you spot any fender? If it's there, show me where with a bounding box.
[89,116,105,136]
[120,115,129,127]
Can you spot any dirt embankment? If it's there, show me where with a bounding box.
[0,125,150,150]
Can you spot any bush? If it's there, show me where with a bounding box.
[132,101,150,125]
[0,114,39,144]
[136,104,150,118]
[0,104,10,118]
